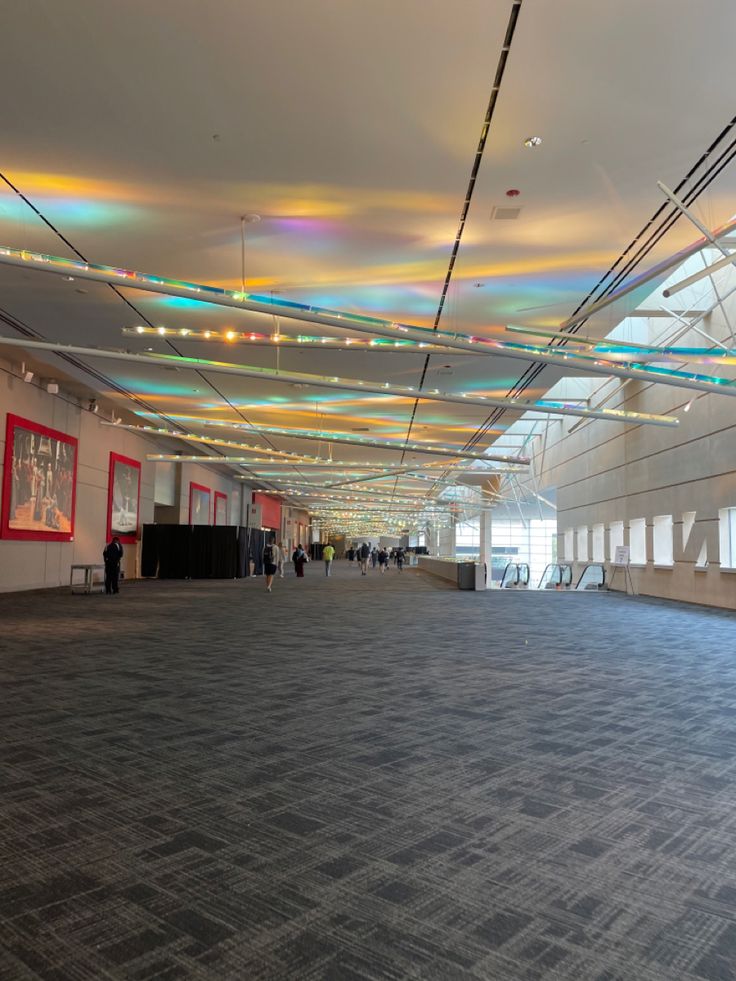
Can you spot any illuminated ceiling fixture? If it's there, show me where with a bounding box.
[523,136,542,147]
[103,421,524,463]
[122,326,476,354]
[504,324,736,364]
[0,334,680,426]
[1,245,733,399]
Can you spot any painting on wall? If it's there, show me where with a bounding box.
[1,413,78,541]
[214,491,227,526]
[107,452,141,543]
[189,482,211,525]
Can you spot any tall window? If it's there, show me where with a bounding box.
[718,508,736,568]
[592,523,605,562]
[629,518,647,564]
[576,526,589,562]
[564,528,574,561]
[609,521,624,560]
[653,514,673,565]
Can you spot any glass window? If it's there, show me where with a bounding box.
[609,521,624,560]
[629,518,647,564]
[564,528,574,561]
[718,508,736,569]
[576,526,589,563]
[592,523,605,562]
[653,515,673,565]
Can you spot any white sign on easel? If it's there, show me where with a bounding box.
[613,545,630,566]
[609,545,635,594]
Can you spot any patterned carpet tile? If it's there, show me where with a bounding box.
[1,564,736,978]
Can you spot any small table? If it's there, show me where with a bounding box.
[70,564,105,594]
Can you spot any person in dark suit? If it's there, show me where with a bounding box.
[103,536,124,595]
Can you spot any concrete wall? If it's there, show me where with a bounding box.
[528,278,736,609]
[0,361,244,592]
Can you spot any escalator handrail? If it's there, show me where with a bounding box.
[575,563,606,590]
[501,562,519,587]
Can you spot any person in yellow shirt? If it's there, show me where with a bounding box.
[323,543,335,577]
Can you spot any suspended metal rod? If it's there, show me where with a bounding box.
[0,246,728,401]
[0,332,679,427]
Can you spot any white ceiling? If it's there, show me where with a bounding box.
[0,0,735,524]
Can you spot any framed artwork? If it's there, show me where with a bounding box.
[214,491,228,526]
[189,482,211,525]
[1,413,78,541]
[107,452,141,543]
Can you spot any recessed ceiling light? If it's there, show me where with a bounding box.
[523,136,542,148]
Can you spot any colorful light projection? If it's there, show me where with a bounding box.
[0,245,733,398]
[0,333,680,428]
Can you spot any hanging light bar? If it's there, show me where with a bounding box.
[198,420,526,464]
[505,325,736,365]
[0,245,728,400]
[123,325,474,354]
[0,333,678,427]
[102,421,523,463]
[662,250,736,298]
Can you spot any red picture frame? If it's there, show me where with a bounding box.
[1,413,78,541]
[214,491,228,526]
[107,452,141,543]
[189,482,211,525]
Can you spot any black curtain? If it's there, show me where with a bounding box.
[141,524,240,579]
[211,526,238,577]
[236,526,249,578]
[141,523,160,577]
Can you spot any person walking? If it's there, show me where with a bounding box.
[103,535,124,595]
[323,542,335,576]
[263,539,280,592]
[359,541,370,575]
[292,543,308,578]
[371,547,377,569]
[277,541,285,578]
[396,546,405,572]
[378,547,388,573]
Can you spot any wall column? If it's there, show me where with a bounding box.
[479,508,493,589]
[438,520,456,557]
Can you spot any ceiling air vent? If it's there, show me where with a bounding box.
[491,205,522,220]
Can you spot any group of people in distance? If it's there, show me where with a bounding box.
[261,539,406,591]
[347,543,405,574]
[262,540,310,592]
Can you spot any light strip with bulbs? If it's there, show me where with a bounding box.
[103,421,523,462]
[0,245,729,399]
[123,325,476,354]
[0,334,679,427]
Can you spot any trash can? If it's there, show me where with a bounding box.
[457,562,476,590]
[474,562,487,590]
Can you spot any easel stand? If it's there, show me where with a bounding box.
[608,564,636,595]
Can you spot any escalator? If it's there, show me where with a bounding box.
[537,563,573,589]
[575,564,606,590]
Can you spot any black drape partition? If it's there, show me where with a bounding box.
[142,524,242,579]
[211,526,238,577]
[310,543,324,560]
[236,526,249,578]
[190,526,213,578]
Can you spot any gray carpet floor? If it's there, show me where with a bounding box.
[2,562,736,980]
